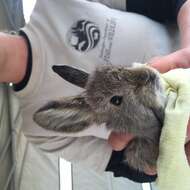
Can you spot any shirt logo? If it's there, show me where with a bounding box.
[67,20,100,52]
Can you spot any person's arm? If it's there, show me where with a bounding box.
[0,33,28,83]
[178,0,190,48]
[149,0,190,72]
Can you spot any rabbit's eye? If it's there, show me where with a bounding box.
[110,96,123,106]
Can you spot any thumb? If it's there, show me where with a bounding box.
[149,49,190,73]
[108,132,134,151]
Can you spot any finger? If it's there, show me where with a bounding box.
[108,132,134,151]
[149,49,190,73]
[144,166,157,176]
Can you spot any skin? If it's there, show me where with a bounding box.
[0,33,28,83]
[109,0,190,174]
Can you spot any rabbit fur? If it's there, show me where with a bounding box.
[33,64,167,172]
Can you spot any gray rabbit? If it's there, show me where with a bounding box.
[33,64,167,172]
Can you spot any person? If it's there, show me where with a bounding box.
[0,0,189,186]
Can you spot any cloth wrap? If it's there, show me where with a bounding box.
[156,68,190,190]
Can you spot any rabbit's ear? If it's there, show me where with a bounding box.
[52,65,89,88]
[33,95,94,132]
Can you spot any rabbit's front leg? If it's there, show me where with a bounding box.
[123,137,159,172]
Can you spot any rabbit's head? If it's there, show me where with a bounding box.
[33,64,166,135]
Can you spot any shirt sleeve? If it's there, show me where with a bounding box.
[126,0,187,22]
[13,31,32,91]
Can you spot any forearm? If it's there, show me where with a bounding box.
[178,0,190,48]
[0,32,28,83]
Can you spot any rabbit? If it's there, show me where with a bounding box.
[33,63,167,172]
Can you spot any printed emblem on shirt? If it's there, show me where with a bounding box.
[67,20,100,52]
